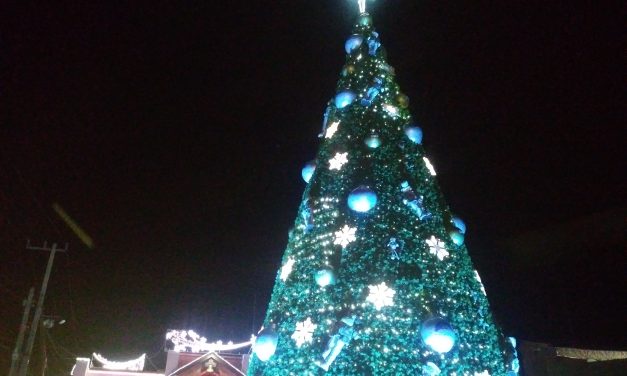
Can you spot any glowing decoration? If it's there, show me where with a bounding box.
[451,216,467,234]
[357,0,367,14]
[426,236,449,260]
[347,185,377,212]
[345,34,363,54]
[364,133,382,148]
[253,327,278,362]
[388,237,404,260]
[404,124,423,144]
[314,266,337,287]
[280,257,295,281]
[357,12,372,26]
[449,229,465,246]
[400,181,431,220]
[334,225,357,247]
[165,330,252,353]
[92,353,145,371]
[422,362,441,375]
[314,315,359,371]
[474,270,487,295]
[329,152,349,171]
[335,91,357,109]
[475,371,491,376]
[367,32,381,56]
[366,282,395,310]
[423,157,437,176]
[383,103,399,117]
[301,160,316,183]
[325,121,340,138]
[508,337,521,374]
[291,318,317,347]
[420,317,456,353]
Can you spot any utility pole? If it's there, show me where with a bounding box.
[18,241,68,376]
[9,287,35,376]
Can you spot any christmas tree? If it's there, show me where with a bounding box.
[249,3,519,375]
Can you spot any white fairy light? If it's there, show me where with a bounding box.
[291,317,317,347]
[334,225,357,247]
[426,236,449,260]
[280,257,295,281]
[329,152,348,170]
[423,157,436,176]
[92,353,145,371]
[366,282,395,310]
[325,121,340,138]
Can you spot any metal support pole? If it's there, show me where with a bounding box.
[9,288,35,376]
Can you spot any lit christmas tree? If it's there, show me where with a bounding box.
[249,2,519,375]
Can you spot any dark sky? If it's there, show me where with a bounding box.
[1,0,624,372]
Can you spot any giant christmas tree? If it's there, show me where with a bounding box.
[248,3,519,375]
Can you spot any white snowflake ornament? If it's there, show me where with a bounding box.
[291,317,317,347]
[474,270,487,295]
[426,236,449,260]
[366,282,395,310]
[329,152,348,171]
[325,121,340,138]
[474,371,490,376]
[279,257,295,281]
[423,157,437,176]
[334,225,357,248]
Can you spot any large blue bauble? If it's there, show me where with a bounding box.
[253,327,278,361]
[347,186,377,213]
[449,229,465,246]
[335,91,356,109]
[345,34,363,54]
[420,317,456,353]
[314,267,336,287]
[364,133,382,148]
[301,160,316,183]
[451,216,466,234]
[404,124,423,144]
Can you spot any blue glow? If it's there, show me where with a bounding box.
[404,124,423,144]
[364,134,382,148]
[452,216,466,234]
[344,34,363,54]
[449,230,465,246]
[253,328,278,362]
[314,268,336,287]
[301,161,316,183]
[347,186,377,212]
[421,318,456,353]
[335,91,356,109]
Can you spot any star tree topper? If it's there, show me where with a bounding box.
[291,317,317,347]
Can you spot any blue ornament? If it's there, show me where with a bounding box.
[404,124,423,144]
[344,34,363,54]
[347,186,377,213]
[301,160,316,183]
[364,133,382,148]
[314,267,336,287]
[451,216,466,234]
[253,327,278,362]
[360,77,383,107]
[335,91,356,109]
[449,229,465,246]
[367,32,381,56]
[420,317,456,353]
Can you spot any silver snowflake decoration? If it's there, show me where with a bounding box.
[291,317,317,347]
[474,371,490,376]
[474,270,487,295]
[328,152,348,171]
[334,225,357,247]
[366,282,395,310]
[426,236,449,261]
[325,121,339,139]
[279,257,295,281]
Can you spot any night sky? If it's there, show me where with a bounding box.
[2,1,624,373]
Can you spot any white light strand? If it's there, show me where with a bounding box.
[92,353,145,371]
[165,330,252,353]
